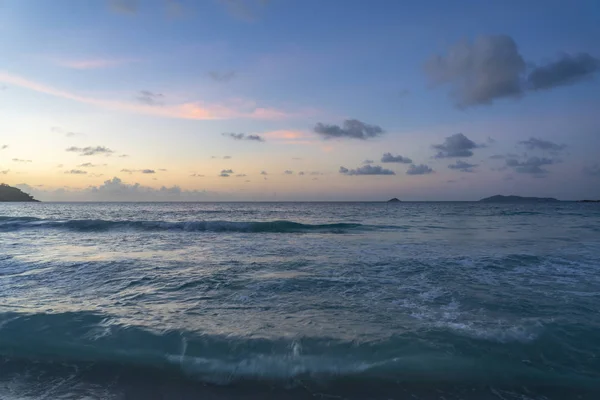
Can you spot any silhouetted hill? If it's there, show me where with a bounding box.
[387,198,401,203]
[480,195,559,203]
[0,184,39,202]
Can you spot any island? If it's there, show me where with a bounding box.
[578,200,600,203]
[0,183,39,202]
[479,195,559,203]
[387,198,401,203]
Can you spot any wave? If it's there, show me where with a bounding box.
[1,311,598,390]
[0,216,371,233]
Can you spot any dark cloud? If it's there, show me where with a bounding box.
[298,171,305,176]
[66,146,114,156]
[1,145,8,150]
[110,0,138,14]
[64,169,87,175]
[448,160,478,172]
[220,169,233,177]
[142,169,155,174]
[381,153,413,164]
[209,71,236,82]
[432,133,480,158]
[363,159,374,164]
[505,157,555,175]
[136,90,164,106]
[314,119,385,140]
[425,35,526,107]
[260,171,268,175]
[489,154,506,159]
[406,164,434,175]
[284,170,294,175]
[583,164,600,177]
[12,159,32,163]
[339,165,395,176]
[528,53,600,91]
[222,133,265,142]
[519,137,566,152]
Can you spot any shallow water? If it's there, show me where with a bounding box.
[1,202,599,399]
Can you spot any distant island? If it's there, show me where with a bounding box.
[480,195,559,203]
[0,184,39,202]
[387,198,401,203]
[578,200,600,203]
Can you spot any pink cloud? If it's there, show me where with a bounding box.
[0,71,298,121]
[52,58,136,70]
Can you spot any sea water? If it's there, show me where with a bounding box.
[0,202,599,399]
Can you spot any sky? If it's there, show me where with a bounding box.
[1,0,599,201]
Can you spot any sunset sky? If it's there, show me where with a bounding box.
[1,0,599,201]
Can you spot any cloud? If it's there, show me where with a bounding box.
[298,171,305,176]
[363,159,374,164]
[0,72,296,121]
[110,0,138,14]
[209,71,236,82]
[583,164,600,177]
[1,170,9,175]
[339,165,395,176]
[64,169,87,175]
[219,0,269,21]
[406,164,434,175]
[12,159,32,163]
[158,169,167,172]
[448,160,478,172]
[284,170,294,175]
[77,163,105,168]
[66,146,114,156]
[260,171,268,175]
[528,53,600,91]
[190,173,204,177]
[1,145,7,150]
[314,119,384,140]
[121,169,157,174]
[432,133,480,158]
[222,132,265,142]
[137,90,164,106]
[425,35,526,107]
[235,174,247,177]
[52,58,135,70]
[381,153,413,164]
[119,154,130,158]
[519,137,566,152]
[223,156,232,159]
[489,154,506,159]
[220,169,233,177]
[17,177,212,202]
[166,0,185,18]
[506,157,555,175]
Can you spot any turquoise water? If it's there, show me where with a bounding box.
[1,202,599,399]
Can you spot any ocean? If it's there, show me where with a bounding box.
[0,202,599,399]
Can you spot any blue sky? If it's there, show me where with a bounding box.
[1,0,599,201]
